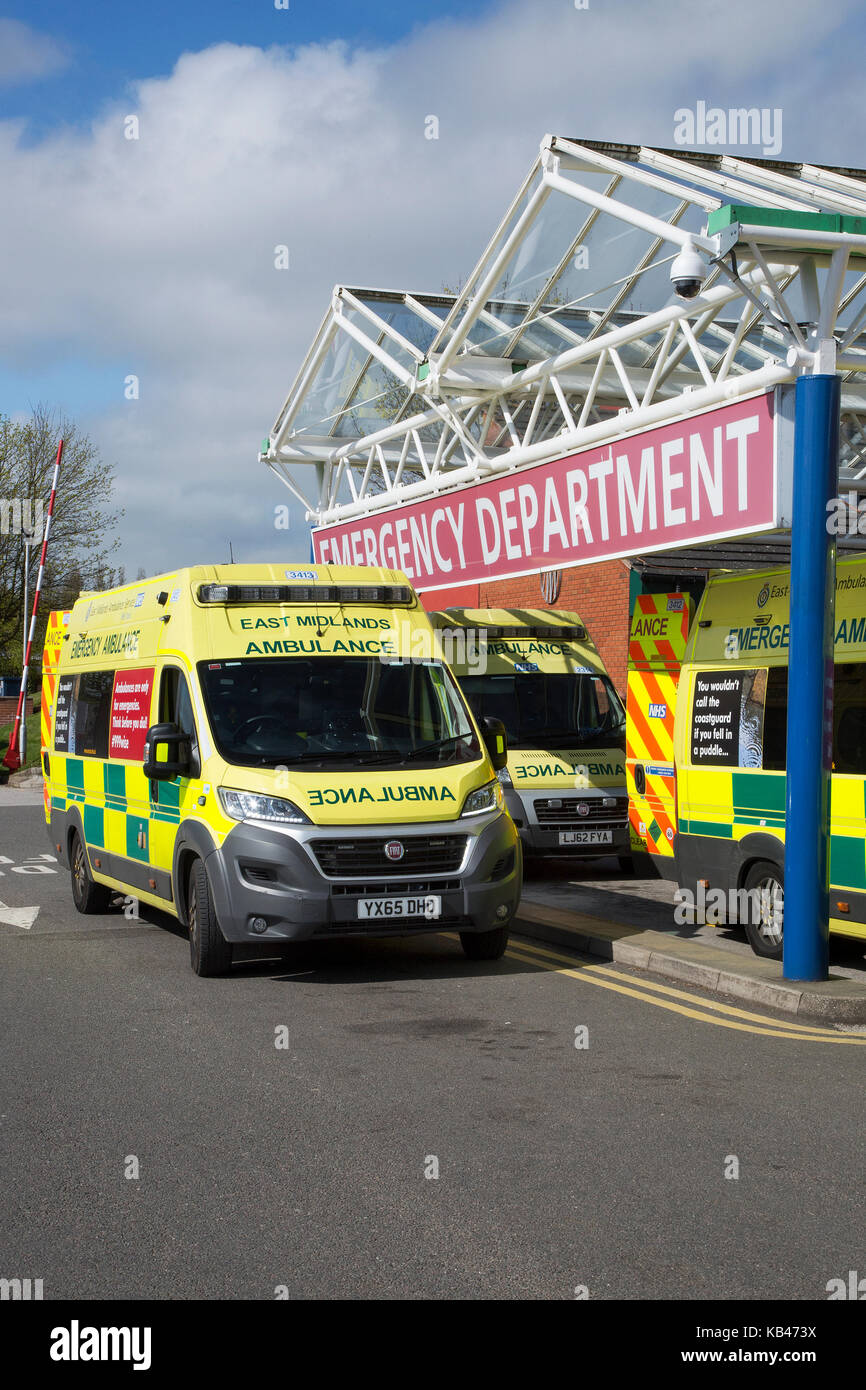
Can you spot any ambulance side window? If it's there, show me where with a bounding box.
[761,667,787,772]
[68,670,113,758]
[834,662,866,775]
[158,667,200,777]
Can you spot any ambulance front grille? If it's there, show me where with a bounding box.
[312,836,469,878]
[331,879,461,896]
[534,796,628,825]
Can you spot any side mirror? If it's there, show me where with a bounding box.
[143,722,191,781]
[480,716,508,772]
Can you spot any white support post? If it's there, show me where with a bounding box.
[640,322,677,405]
[817,246,851,342]
[550,375,577,432]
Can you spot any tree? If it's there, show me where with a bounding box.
[0,406,123,679]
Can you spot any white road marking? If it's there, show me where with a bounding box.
[0,900,40,930]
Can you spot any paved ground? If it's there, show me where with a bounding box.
[523,855,866,983]
[1,800,864,1301]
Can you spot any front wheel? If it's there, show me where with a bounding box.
[742,860,784,960]
[460,925,509,961]
[188,860,233,976]
[70,830,112,914]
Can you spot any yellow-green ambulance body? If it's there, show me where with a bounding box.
[43,565,521,974]
[430,608,629,864]
[670,555,866,957]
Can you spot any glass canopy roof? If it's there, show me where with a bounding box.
[263,137,866,563]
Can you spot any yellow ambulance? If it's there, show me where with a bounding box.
[627,557,866,958]
[42,565,521,974]
[429,609,629,866]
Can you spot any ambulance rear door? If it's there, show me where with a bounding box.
[626,592,692,878]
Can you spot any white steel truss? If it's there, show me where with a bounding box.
[263,138,866,545]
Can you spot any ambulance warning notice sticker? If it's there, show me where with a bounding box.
[692,672,742,763]
[109,668,155,760]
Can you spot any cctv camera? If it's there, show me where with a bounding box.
[670,246,708,300]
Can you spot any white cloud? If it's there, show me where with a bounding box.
[0,0,864,573]
[0,19,71,87]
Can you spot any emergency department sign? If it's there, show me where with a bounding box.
[314,390,789,591]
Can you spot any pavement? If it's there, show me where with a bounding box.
[518,857,866,1023]
[0,784,44,807]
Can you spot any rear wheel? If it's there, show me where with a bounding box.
[742,860,784,960]
[70,830,111,914]
[460,925,509,961]
[188,860,232,977]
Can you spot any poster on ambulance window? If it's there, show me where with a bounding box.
[691,669,766,767]
[109,668,155,761]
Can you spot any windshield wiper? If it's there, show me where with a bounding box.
[402,733,475,763]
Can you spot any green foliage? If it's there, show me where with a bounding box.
[0,406,123,679]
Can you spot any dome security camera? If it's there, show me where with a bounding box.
[670,245,708,300]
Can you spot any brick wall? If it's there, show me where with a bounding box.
[0,696,38,724]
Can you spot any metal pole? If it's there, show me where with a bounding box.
[782,374,839,982]
[20,538,30,764]
[3,438,64,772]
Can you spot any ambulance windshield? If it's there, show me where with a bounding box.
[460,671,625,749]
[198,656,480,769]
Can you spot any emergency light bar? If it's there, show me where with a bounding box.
[197,583,414,606]
[442,624,586,640]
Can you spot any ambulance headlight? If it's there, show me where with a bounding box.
[496,766,513,788]
[219,788,311,824]
[461,780,503,817]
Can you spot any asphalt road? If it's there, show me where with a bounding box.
[1,800,864,1300]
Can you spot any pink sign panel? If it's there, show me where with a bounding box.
[109,668,155,761]
[314,392,778,591]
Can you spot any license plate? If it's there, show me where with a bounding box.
[357,895,441,920]
[559,830,613,846]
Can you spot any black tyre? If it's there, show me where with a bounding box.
[460,925,509,961]
[742,860,784,960]
[617,854,637,876]
[70,829,112,915]
[188,860,232,977]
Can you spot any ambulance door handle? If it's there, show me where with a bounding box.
[634,765,646,796]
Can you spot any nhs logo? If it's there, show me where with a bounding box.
[648,703,667,718]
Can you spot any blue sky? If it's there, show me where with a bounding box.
[0,1,499,135]
[1,0,865,575]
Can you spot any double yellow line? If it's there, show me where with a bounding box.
[505,938,866,1045]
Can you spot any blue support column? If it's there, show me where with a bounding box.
[783,373,839,982]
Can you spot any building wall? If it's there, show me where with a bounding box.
[0,696,37,725]
[420,560,633,694]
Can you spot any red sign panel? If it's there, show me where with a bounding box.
[109,668,155,761]
[314,393,778,591]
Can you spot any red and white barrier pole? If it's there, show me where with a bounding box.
[3,438,64,772]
